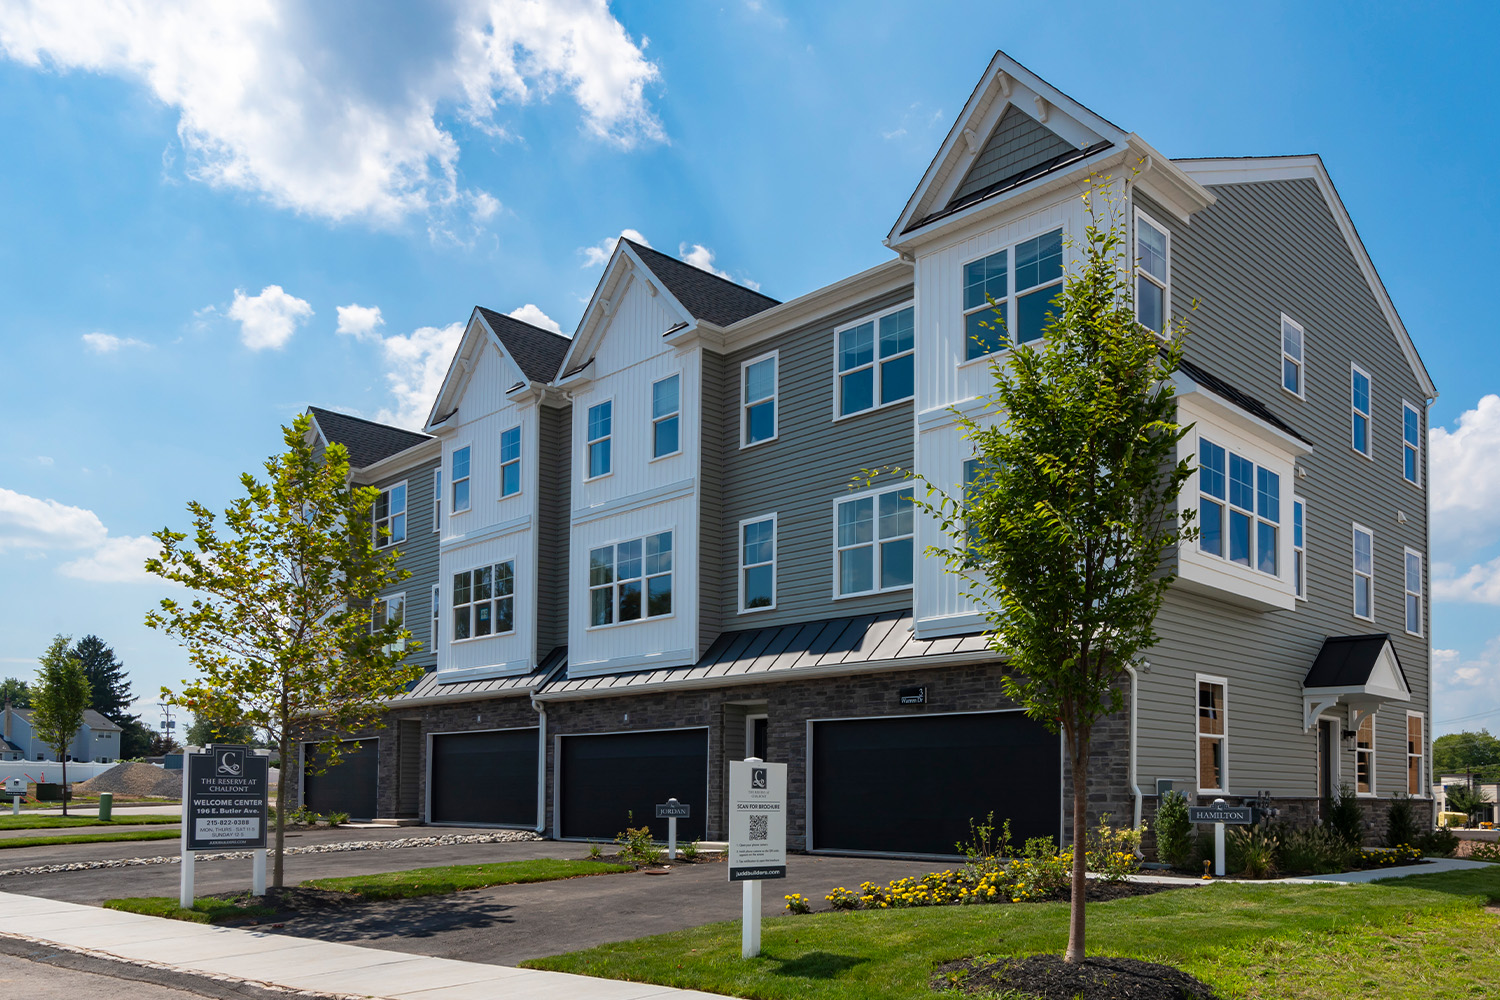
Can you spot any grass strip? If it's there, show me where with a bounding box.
[1372,863,1500,904]
[302,858,632,900]
[523,882,1497,1000]
[104,896,275,924]
[0,829,182,849]
[0,814,180,830]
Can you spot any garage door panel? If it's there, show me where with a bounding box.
[303,739,378,820]
[430,729,538,826]
[560,730,707,842]
[812,712,1059,855]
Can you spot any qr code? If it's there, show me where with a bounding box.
[749,814,768,841]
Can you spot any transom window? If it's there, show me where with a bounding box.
[1136,212,1169,334]
[740,515,776,612]
[1197,678,1226,793]
[963,228,1064,359]
[1355,714,1375,795]
[1407,714,1424,796]
[1197,438,1279,576]
[373,482,406,548]
[451,447,471,512]
[1351,365,1372,457]
[589,532,673,626]
[1282,315,1304,396]
[1402,402,1421,485]
[500,425,521,497]
[1353,525,1374,620]
[586,401,612,478]
[452,562,515,640]
[653,375,681,458]
[1404,549,1423,636]
[838,305,914,416]
[742,354,777,446]
[835,486,914,596]
[1293,498,1307,599]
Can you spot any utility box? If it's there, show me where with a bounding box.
[35,783,70,802]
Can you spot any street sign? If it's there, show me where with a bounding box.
[1188,804,1254,825]
[655,800,691,818]
[184,745,269,851]
[4,777,24,794]
[728,760,786,882]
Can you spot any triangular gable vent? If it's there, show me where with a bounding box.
[950,104,1077,208]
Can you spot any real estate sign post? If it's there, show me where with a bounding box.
[656,797,690,860]
[1188,798,1254,876]
[728,757,786,958]
[180,745,270,906]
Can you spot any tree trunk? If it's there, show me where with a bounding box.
[1065,744,1090,963]
[273,734,289,889]
[60,752,68,818]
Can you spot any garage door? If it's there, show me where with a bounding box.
[811,711,1059,855]
[430,729,538,826]
[303,739,378,820]
[560,729,707,842]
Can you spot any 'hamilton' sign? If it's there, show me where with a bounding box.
[1187,804,1254,826]
[184,745,269,851]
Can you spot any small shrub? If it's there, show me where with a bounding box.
[1008,836,1070,901]
[1324,783,1365,847]
[1418,827,1459,858]
[287,805,318,827]
[681,839,699,861]
[955,812,1011,879]
[1384,793,1419,848]
[1086,815,1142,883]
[784,893,811,914]
[1356,844,1423,868]
[1226,826,1280,878]
[1278,824,1353,875]
[614,826,664,866]
[1154,790,1193,868]
[826,886,861,910]
[1469,840,1500,862]
[587,842,601,860]
[325,811,350,828]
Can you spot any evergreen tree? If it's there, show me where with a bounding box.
[70,634,133,720]
[117,715,154,759]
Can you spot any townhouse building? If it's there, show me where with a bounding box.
[292,51,1434,853]
[0,706,121,763]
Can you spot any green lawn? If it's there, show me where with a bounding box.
[524,877,1500,1000]
[1372,864,1500,903]
[302,858,633,900]
[0,814,179,830]
[104,896,275,924]
[0,829,181,850]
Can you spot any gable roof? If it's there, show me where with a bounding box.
[1177,357,1312,445]
[308,407,432,469]
[1304,634,1410,696]
[474,307,572,383]
[4,707,120,732]
[622,239,780,327]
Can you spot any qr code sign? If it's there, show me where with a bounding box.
[749,813,768,841]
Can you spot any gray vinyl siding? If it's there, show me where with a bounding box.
[715,286,916,630]
[952,105,1074,204]
[365,457,441,672]
[1132,180,1430,800]
[537,405,572,655]
[698,350,727,653]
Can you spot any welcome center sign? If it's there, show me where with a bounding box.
[185,745,269,851]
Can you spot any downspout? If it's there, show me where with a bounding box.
[1123,661,1143,852]
[529,692,547,836]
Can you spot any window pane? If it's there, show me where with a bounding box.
[1198,683,1224,734]
[1199,737,1222,790]
[840,547,874,595]
[646,532,673,574]
[617,539,643,580]
[1406,552,1421,592]
[647,574,673,617]
[588,401,611,440]
[500,427,520,463]
[1257,522,1278,575]
[746,400,775,444]
[1230,454,1255,511]
[963,250,1007,311]
[495,597,513,633]
[1404,447,1416,483]
[473,565,491,602]
[743,520,773,565]
[1015,228,1063,291]
[495,561,514,596]
[1200,499,1223,556]
[1283,357,1300,394]
[1137,274,1162,333]
[878,488,914,538]
[1294,550,1305,598]
[1256,468,1280,522]
[745,358,775,402]
[1017,283,1062,344]
[390,483,406,513]
[1355,577,1371,618]
[839,323,874,372]
[1352,371,1370,413]
[1282,319,1302,361]
[453,478,470,511]
[453,606,471,640]
[475,601,492,636]
[965,302,1007,359]
[589,546,613,587]
[1407,593,1420,633]
[1229,510,1251,566]
[1293,501,1304,548]
[879,308,914,357]
[618,579,642,621]
[654,414,679,457]
[838,498,874,547]
[590,587,612,626]
[452,446,470,481]
[501,462,520,496]
[1404,406,1419,447]
[1138,219,1167,281]
[453,570,471,606]
[1354,414,1368,454]
[1354,531,1372,574]
[744,565,773,608]
[374,491,388,521]
[589,439,611,477]
[880,537,914,589]
[391,513,405,542]
[1198,440,1225,499]
[880,353,914,404]
[840,368,874,414]
[653,375,679,419]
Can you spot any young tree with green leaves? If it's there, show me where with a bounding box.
[0,677,31,709]
[890,178,1195,963]
[31,635,93,816]
[185,709,255,748]
[70,634,134,720]
[146,414,420,889]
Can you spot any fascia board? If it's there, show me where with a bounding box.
[717,258,913,351]
[1125,135,1215,221]
[304,411,330,449]
[422,309,487,432]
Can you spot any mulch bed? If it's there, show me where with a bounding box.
[1044,880,1182,903]
[212,886,364,922]
[934,954,1222,1000]
[594,850,721,869]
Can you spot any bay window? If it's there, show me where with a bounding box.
[1197,437,1279,577]
[452,561,515,640]
[589,532,673,626]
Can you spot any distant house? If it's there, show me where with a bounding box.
[0,706,122,763]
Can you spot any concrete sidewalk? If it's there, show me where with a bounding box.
[0,891,727,999]
[1291,856,1493,883]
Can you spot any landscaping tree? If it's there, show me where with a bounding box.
[147,730,181,756]
[186,709,255,747]
[117,715,154,759]
[0,677,31,708]
[889,177,1194,962]
[1433,729,1500,783]
[31,635,92,816]
[70,634,134,720]
[145,414,419,889]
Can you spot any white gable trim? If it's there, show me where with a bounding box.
[422,309,527,433]
[1177,155,1437,401]
[557,243,695,379]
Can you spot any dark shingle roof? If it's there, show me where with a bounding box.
[308,407,432,469]
[622,239,780,327]
[1177,357,1312,445]
[475,308,573,383]
[1304,634,1405,689]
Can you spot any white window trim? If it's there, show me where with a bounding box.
[740,350,779,449]
[1135,207,1171,337]
[1293,497,1308,601]
[430,583,440,650]
[1406,711,1427,798]
[737,513,778,614]
[831,483,916,599]
[1404,546,1424,637]
[585,529,677,630]
[832,301,915,421]
[499,424,522,498]
[373,591,406,653]
[1402,400,1422,488]
[1351,363,1373,459]
[451,560,518,642]
[1355,712,1377,798]
[650,373,683,461]
[1280,313,1306,400]
[373,480,409,549]
[958,229,1067,365]
[450,446,472,514]
[1196,436,1282,579]
[432,468,441,532]
[1195,674,1228,796]
[1352,523,1375,622]
[584,399,614,482]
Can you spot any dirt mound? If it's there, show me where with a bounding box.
[74,762,182,798]
[935,955,1222,1000]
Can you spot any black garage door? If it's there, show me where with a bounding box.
[811,711,1059,855]
[560,729,707,842]
[430,729,538,826]
[303,739,378,820]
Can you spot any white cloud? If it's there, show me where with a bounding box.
[82,332,149,353]
[1430,394,1500,551]
[374,322,465,430]
[1433,555,1500,605]
[34,456,53,467]
[58,534,160,584]
[335,303,384,342]
[0,1,662,224]
[227,285,313,350]
[0,488,107,552]
[507,303,563,334]
[1432,637,1500,733]
[678,242,760,291]
[580,228,650,267]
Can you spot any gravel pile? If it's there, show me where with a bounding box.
[0,829,542,878]
[74,762,182,798]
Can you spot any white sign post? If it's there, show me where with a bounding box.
[728,757,786,959]
[655,798,690,860]
[6,777,23,816]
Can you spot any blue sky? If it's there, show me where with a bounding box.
[1,1,1496,736]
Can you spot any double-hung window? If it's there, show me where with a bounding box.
[451,447,471,512]
[452,562,514,639]
[652,375,680,458]
[963,228,1064,359]
[1402,402,1421,485]
[739,515,776,612]
[430,584,440,648]
[1351,365,1372,457]
[1404,549,1423,636]
[1352,524,1374,620]
[1197,438,1279,576]
[1355,714,1375,795]
[373,592,405,652]
[835,485,914,596]
[1407,713,1425,796]
[589,532,673,626]
[373,482,406,548]
[1293,499,1307,599]
[837,306,914,416]
[432,469,441,531]
[500,426,521,497]
[1136,212,1169,334]
[1197,678,1227,793]
[742,354,777,445]
[586,401,612,478]
[1281,315,1304,396]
